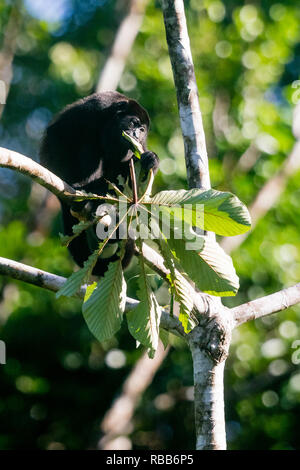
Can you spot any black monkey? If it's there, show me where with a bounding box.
[40,91,159,276]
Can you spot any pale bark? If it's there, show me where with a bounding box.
[0,256,184,337]
[162,0,210,190]
[2,255,300,337]
[161,0,228,450]
[0,146,77,201]
[1,0,300,450]
[0,256,71,294]
[139,242,214,316]
[232,282,300,326]
[190,347,226,450]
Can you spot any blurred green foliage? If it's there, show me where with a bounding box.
[0,0,300,450]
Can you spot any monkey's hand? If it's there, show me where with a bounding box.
[140,151,159,177]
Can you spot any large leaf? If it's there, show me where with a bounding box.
[158,237,198,333]
[167,235,239,296]
[56,250,99,298]
[127,255,162,358]
[146,188,251,236]
[60,219,95,247]
[82,260,127,343]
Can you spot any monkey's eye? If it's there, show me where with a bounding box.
[130,118,140,127]
[140,127,145,133]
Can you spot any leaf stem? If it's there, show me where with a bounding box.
[130,158,138,205]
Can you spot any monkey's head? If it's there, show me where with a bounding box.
[101,93,150,162]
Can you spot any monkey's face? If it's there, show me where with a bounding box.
[121,114,147,140]
[101,98,150,163]
[116,113,149,161]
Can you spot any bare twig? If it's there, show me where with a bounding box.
[0,146,77,199]
[0,256,185,337]
[232,282,300,326]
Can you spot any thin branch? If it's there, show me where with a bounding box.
[0,146,121,210]
[0,146,77,199]
[96,0,149,92]
[0,256,71,294]
[2,255,300,333]
[0,146,180,285]
[0,256,185,337]
[232,282,300,326]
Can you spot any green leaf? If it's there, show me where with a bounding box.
[127,255,162,358]
[167,235,239,296]
[60,219,95,247]
[147,188,251,236]
[159,328,169,349]
[158,236,198,332]
[56,250,99,298]
[82,260,127,343]
[84,282,97,302]
[122,131,143,158]
[179,311,197,334]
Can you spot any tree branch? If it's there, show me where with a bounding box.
[162,0,210,190]
[0,146,175,284]
[0,256,185,337]
[161,0,229,450]
[232,282,300,326]
[0,146,79,201]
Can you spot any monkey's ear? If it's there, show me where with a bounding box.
[128,100,150,128]
[109,100,129,118]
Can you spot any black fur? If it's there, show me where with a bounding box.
[40,91,159,275]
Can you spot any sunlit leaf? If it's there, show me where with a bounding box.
[147,188,251,236]
[127,254,161,358]
[56,250,99,298]
[82,260,127,343]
